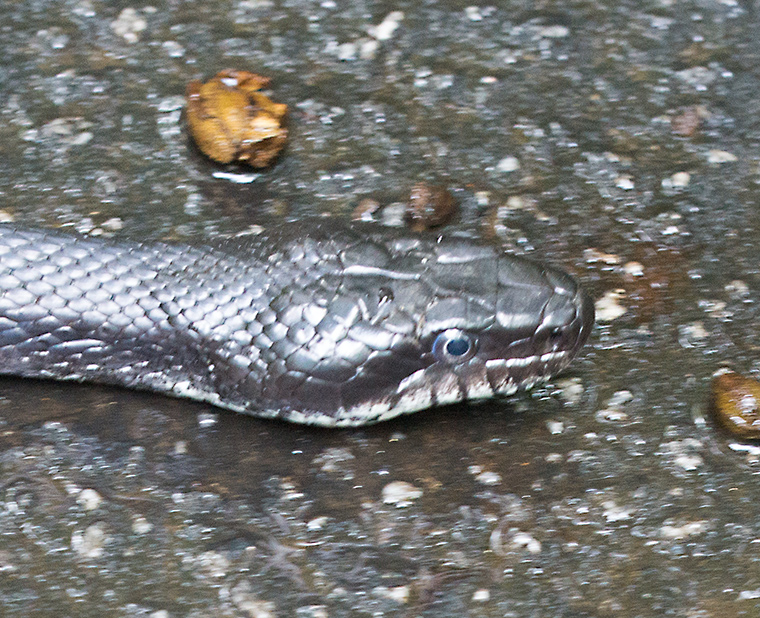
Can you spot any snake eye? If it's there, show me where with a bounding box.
[432,329,477,364]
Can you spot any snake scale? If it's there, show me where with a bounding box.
[0,219,594,426]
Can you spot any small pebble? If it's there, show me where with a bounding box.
[615,175,634,190]
[132,516,153,535]
[77,489,102,511]
[546,420,564,434]
[678,321,708,347]
[674,453,703,470]
[595,408,629,423]
[101,217,124,232]
[583,248,621,265]
[162,40,185,58]
[465,6,483,21]
[71,523,108,559]
[671,106,704,136]
[595,289,627,322]
[623,261,644,277]
[659,520,707,539]
[725,279,749,300]
[229,583,276,618]
[198,551,230,578]
[496,156,520,172]
[404,182,456,231]
[360,38,379,59]
[539,25,570,38]
[307,516,329,531]
[212,171,259,184]
[727,442,760,456]
[474,191,490,206]
[556,377,584,405]
[352,198,380,221]
[602,501,631,522]
[110,8,147,43]
[512,531,541,554]
[474,471,502,486]
[369,11,404,41]
[711,370,760,439]
[607,390,633,407]
[381,481,422,507]
[373,585,410,603]
[707,149,738,164]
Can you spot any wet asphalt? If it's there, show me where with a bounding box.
[2,1,760,616]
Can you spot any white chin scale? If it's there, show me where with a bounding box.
[485,350,571,395]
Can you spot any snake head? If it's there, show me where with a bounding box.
[331,239,594,425]
[210,228,594,427]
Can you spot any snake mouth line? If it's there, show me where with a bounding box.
[487,349,571,370]
[484,349,573,394]
[380,349,576,420]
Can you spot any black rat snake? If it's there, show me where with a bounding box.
[0,218,594,426]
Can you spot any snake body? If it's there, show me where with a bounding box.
[0,219,594,426]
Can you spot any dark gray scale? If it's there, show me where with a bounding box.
[0,219,594,426]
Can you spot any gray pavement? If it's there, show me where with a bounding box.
[1,1,760,616]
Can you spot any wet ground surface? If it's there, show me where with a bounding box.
[2,0,760,616]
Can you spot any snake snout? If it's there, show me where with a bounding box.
[536,282,595,357]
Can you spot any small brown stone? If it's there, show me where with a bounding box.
[185,69,287,167]
[671,106,702,137]
[711,370,760,440]
[405,183,456,232]
[352,198,381,221]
